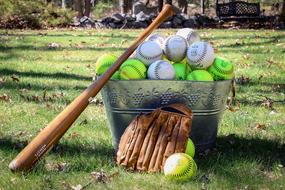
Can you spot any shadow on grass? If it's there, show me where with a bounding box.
[0,136,115,172]
[197,134,285,172]
[0,68,92,81]
[1,134,284,171]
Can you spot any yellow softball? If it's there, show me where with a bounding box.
[164,153,197,181]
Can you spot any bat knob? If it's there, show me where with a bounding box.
[9,160,17,171]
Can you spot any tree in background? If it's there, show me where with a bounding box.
[74,0,92,18]
[120,0,133,14]
[281,0,285,21]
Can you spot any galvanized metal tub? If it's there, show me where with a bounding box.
[101,80,232,152]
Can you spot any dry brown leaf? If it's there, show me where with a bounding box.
[45,162,68,172]
[91,171,108,183]
[11,74,20,82]
[0,94,12,102]
[255,123,266,130]
[68,132,80,139]
[0,77,5,85]
[236,75,251,85]
[261,98,273,109]
[90,170,119,183]
[266,58,275,68]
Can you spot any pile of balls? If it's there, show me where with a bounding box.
[95,28,234,81]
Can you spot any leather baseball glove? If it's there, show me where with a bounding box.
[116,103,193,172]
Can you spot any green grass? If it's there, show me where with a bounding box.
[0,28,285,190]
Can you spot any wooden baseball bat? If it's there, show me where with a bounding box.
[9,4,174,172]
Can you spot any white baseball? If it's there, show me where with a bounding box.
[186,41,215,69]
[146,33,166,49]
[163,35,188,62]
[176,28,200,46]
[135,41,163,66]
[147,60,175,80]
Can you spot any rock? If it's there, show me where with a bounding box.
[159,21,172,28]
[111,13,125,23]
[100,16,114,24]
[183,19,197,28]
[136,11,150,22]
[79,16,95,27]
[132,2,146,15]
[132,21,148,28]
[172,16,183,28]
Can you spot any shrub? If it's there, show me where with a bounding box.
[0,0,75,29]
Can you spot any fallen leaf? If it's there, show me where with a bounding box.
[0,94,12,102]
[0,77,5,85]
[261,98,273,109]
[90,171,109,183]
[11,74,20,82]
[266,58,275,68]
[68,132,80,139]
[226,98,240,112]
[236,75,251,85]
[71,184,83,190]
[45,162,68,172]
[79,119,88,125]
[255,123,266,130]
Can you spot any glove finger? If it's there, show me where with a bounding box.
[140,112,168,171]
[151,114,179,172]
[162,116,182,166]
[127,110,160,169]
[174,116,192,154]
[117,116,139,165]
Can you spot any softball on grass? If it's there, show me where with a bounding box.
[135,41,163,66]
[147,60,175,80]
[164,153,197,181]
[185,138,195,158]
[173,63,188,80]
[95,54,117,75]
[207,56,234,80]
[176,28,200,46]
[119,59,147,80]
[187,70,213,81]
[163,35,188,62]
[186,41,215,69]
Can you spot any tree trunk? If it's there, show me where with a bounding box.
[120,0,129,14]
[84,0,91,17]
[158,0,163,12]
[201,0,205,14]
[281,0,285,21]
[74,0,84,18]
[62,0,66,9]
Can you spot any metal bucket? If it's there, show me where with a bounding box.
[101,80,232,152]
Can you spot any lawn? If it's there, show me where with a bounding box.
[0,28,285,190]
